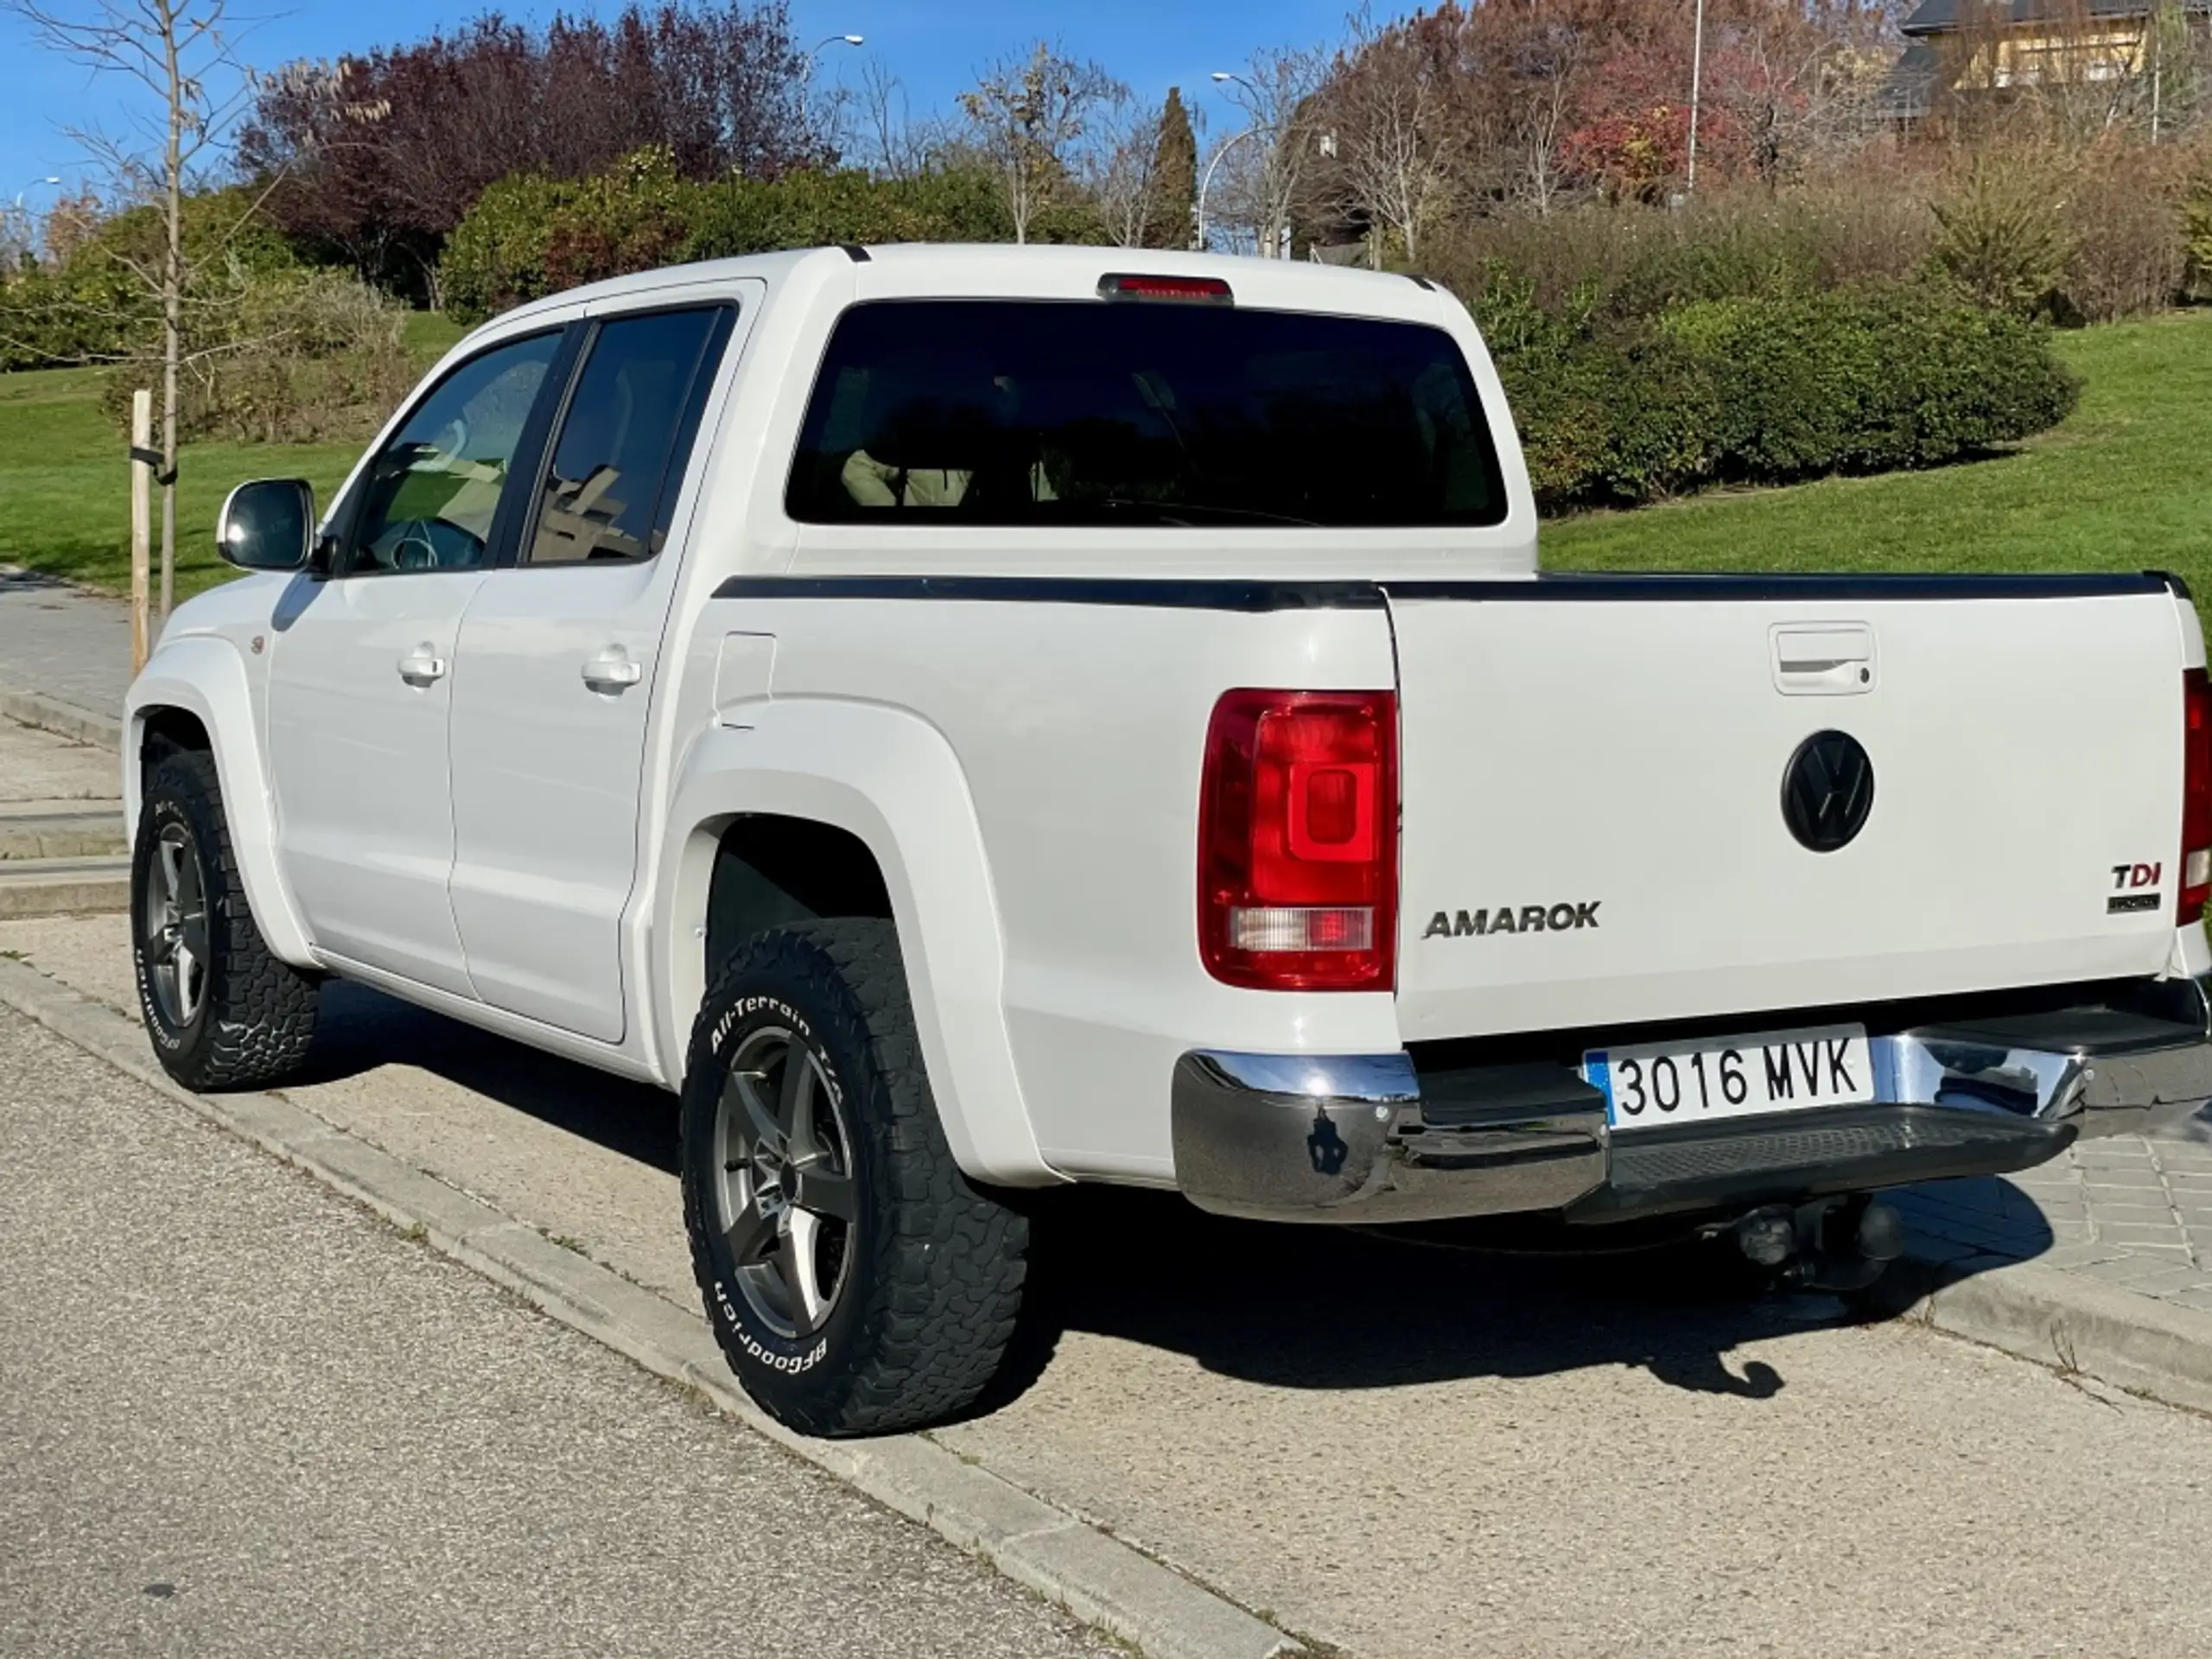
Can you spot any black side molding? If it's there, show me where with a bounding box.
[713,570,2175,609]
[711,575,1386,611]
[1384,572,2176,602]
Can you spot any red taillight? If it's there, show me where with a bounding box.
[1097,273,1234,304]
[1198,689,1397,990]
[2183,668,2212,924]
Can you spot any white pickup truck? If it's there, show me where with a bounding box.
[128,245,2212,1436]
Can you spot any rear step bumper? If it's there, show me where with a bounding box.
[1170,978,2212,1225]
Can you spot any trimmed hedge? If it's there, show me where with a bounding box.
[441,149,1042,324]
[1468,276,2080,508]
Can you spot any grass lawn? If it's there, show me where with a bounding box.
[2,307,2209,604]
[0,311,467,601]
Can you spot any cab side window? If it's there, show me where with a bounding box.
[346,331,563,575]
[524,308,728,566]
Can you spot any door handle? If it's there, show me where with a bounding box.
[397,645,448,685]
[581,649,643,692]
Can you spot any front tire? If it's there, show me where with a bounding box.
[680,920,1028,1436]
[130,747,319,1090]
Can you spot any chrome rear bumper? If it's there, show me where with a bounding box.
[1170,978,2212,1225]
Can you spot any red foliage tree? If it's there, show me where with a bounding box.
[1313,0,1885,215]
[239,1,826,302]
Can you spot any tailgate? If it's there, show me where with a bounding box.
[1389,575,2194,1042]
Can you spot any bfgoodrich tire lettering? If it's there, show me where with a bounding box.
[681,919,1029,1436]
[130,747,319,1090]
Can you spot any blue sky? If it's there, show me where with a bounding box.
[2,0,1376,207]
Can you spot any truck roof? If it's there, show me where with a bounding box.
[482,243,1450,335]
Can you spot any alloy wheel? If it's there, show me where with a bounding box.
[143,823,209,1029]
[713,1027,859,1340]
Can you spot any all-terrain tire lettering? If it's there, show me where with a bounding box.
[679,919,1028,1437]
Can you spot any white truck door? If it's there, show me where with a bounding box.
[268,328,569,996]
[445,301,742,1042]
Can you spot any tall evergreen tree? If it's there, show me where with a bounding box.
[1150,86,1198,248]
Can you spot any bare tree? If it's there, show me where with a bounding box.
[855,58,950,180]
[1498,25,1586,216]
[1211,42,1330,258]
[1082,91,1168,247]
[958,41,1122,244]
[6,0,259,623]
[1326,10,1463,266]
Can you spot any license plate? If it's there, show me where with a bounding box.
[1581,1024,1875,1132]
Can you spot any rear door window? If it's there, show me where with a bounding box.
[524,306,730,565]
[786,299,1506,529]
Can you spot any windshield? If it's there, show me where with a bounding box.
[786,299,1507,529]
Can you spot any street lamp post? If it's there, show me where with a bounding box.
[1194,126,1261,254]
[1685,0,1707,194]
[800,34,862,148]
[1201,71,1276,257]
[808,31,863,63]
[13,175,60,212]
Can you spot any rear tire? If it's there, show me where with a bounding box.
[130,747,319,1090]
[680,919,1029,1436]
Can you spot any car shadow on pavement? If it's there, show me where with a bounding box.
[982,1185,1856,1410]
[297,981,680,1176]
[283,979,2050,1413]
[985,1179,2054,1415]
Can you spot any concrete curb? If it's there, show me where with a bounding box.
[0,956,1299,1659]
[0,859,132,918]
[1879,1251,2212,1417]
[0,685,123,753]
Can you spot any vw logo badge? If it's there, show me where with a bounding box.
[1782,730,1874,853]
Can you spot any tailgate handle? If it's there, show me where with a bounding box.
[1772,624,1875,696]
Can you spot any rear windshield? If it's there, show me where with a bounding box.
[785,299,1506,529]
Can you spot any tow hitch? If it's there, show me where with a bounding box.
[1715,1195,1905,1292]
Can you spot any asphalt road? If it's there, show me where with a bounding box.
[0,1009,1122,1659]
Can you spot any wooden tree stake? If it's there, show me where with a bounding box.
[130,388,152,672]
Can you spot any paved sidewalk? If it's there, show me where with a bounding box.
[0,567,137,723]
[1900,1122,2212,1316]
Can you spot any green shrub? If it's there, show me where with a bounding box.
[0,260,142,370]
[0,184,308,372]
[440,172,594,325]
[2188,175,2212,302]
[1469,273,1717,505]
[86,264,414,444]
[1929,152,2078,318]
[1663,287,2078,481]
[443,154,1026,324]
[1468,275,2079,509]
[1662,295,1867,478]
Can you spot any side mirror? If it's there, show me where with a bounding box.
[216,479,315,573]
